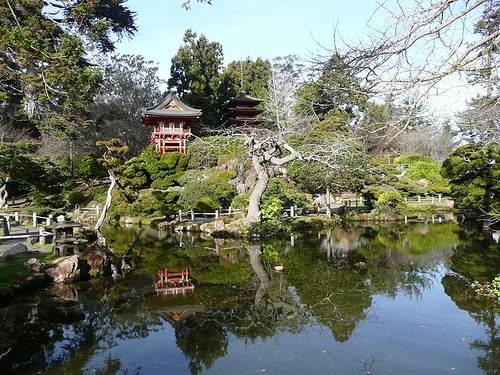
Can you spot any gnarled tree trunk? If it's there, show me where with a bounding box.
[94,170,117,243]
[245,156,269,225]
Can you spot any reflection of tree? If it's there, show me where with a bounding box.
[175,315,228,375]
[0,275,161,374]
[448,242,500,283]
[442,275,500,374]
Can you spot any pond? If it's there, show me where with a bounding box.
[0,222,499,374]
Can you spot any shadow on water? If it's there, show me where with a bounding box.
[0,222,498,374]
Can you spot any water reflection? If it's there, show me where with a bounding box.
[0,222,498,374]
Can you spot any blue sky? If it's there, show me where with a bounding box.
[117,0,381,81]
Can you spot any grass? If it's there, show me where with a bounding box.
[0,252,59,290]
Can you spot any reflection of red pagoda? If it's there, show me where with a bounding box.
[154,268,195,295]
[226,91,263,128]
[142,90,201,154]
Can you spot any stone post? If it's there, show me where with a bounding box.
[33,212,37,228]
[417,195,421,203]
[215,210,219,220]
[14,212,19,222]
[39,227,46,245]
[190,209,195,221]
[178,210,183,220]
[290,206,295,218]
[438,194,442,202]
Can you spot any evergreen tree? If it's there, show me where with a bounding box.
[0,0,136,140]
[167,29,223,129]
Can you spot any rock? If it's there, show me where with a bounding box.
[186,224,200,232]
[274,265,284,272]
[174,225,185,232]
[214,220,226,231]
[46,255,90,283]
[56,215,66,222]
[1,243,27,257]
[354,261,366,268]
[200,223,211,234]
[82,243,114,276]
[121,255,135,274]
[24,258,46,273]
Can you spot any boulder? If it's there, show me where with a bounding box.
[1,243,27,257]
[214,220,226,231]
[82,243,114,276]
[46,255,90,283]
[121,255,135,274]
[24,257,46,273]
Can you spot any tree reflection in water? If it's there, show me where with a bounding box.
[0,222,498,374]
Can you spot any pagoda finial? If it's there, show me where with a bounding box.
[239,57,245,93]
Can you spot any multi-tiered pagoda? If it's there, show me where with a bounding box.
[142,90,201,154]
[226,91,263,128]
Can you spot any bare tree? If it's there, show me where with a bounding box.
[322,0,499,143]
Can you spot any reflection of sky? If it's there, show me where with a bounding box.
[78,271,489,375]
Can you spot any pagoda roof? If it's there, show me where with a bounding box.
[142,90,202,119]
[226,91,263,106]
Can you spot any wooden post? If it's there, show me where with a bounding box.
[14,212,19,222]
[438,194,442,202]
[178,209,183,220]
[6,216,10,232]
[404,215,408,224]
[95,204,101,217]
[228,206,232,215]
[417,195,421,203]
[39,227,45,245]
[432,196,435,204]
[404,197,407,202]
[190,209,195,221]
[290,205,295,218]
[33,212,37,228]
[215,210,219,220]
[46,214,53,226]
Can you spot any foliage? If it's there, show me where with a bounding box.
[0,0,136,139]
[90,54,163,154]
[260,196,284,220]
[76,155,108,182]
[490,276,500,301]
[231,194,249,211]
[187,136,245,170]
[179,170,236,210]
[168,29,223,128]
[405,161,450,195]
[393,154,434,165]
[262,178,312,210]
[375,191,407,213]
[441,143,500,212]
[295,53,367,117]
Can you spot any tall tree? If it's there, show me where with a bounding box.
[91,54,164,155]
[167,29,223,129]
[0,0,136,140]
[217,57,271,124]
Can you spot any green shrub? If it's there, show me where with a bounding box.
[490,276,500,301]
[64,190,86,206]
[393,154,434,165]
[376,191,407,213]
[261,196,284,220]
[193,196,219,212]
[76,154,107,182]
[188,136,245,170]
[231,194,249,211]
[263,178,312,209]
[179,170,236,209]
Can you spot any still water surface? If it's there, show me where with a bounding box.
[1,222,499,374]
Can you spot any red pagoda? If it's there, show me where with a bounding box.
[226,91,263,128]
[142,90,201,154]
